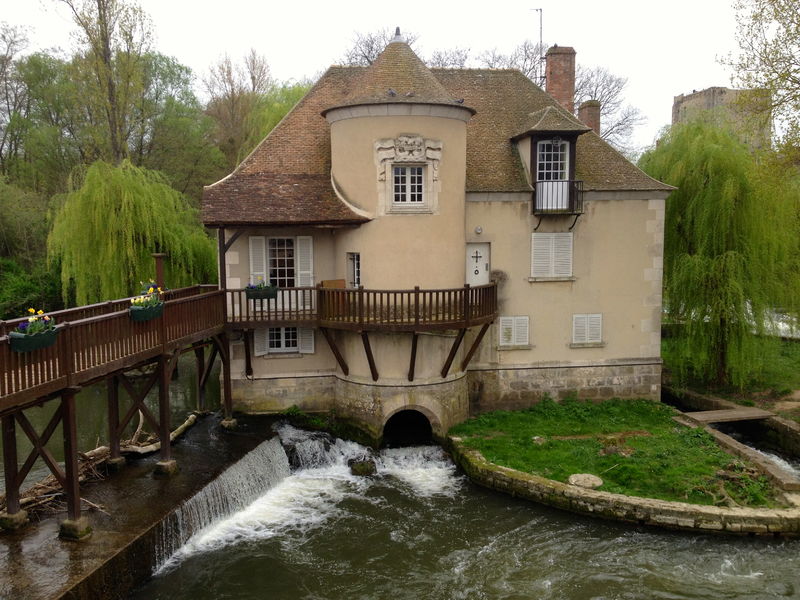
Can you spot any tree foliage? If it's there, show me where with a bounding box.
[48,160,216,305]
[727,0,800,144]
[639,120,800,387]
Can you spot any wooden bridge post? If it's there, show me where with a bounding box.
[219,333,237,429]
[152,253,167,290]
[194,345,206,411]
[59,388,92,541]
[0,414,28,531]
[107,376,125,471]
[154,354,179,478]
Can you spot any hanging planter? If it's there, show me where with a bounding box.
[7,308,58,353]
[129,302,164,322]
[8,329,59,353]
[245,284,278,300]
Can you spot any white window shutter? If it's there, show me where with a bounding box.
[553,233,573,277]
[253,329,269,356]
[249,236,266,284]
[298,328,315,354]
[498,317,515,346]
[296,236,314,287]
[531,234,553,278]
[573,314,588,344]
[513,316,529,346]
[588,314,602,343]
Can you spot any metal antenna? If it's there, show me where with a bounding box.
[533,8,545,86]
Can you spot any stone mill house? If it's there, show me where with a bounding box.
[201,33,671,442]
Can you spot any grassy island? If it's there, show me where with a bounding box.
[449,398,782,507]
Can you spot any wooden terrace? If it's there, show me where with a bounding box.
[1,281,497,536]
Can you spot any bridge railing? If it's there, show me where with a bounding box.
[0,286,224,410]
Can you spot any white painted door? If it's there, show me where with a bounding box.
[466,243,490,285]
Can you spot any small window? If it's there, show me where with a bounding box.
[254,327,315,356]
[536,139,569,181]
[393,165,424,204]
[268,238,295,287]
[531,232,573,279]
[498,316,530,348]
[572,314,602,345]
[347,252,361,287]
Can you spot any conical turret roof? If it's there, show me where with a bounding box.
[322,34,474,115]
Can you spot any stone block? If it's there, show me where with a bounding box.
[0,509,28,531]
[153,460,179,479]
[106,457,126,472]
[59,516,92,541]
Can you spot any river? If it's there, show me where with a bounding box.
[131,424,800,600]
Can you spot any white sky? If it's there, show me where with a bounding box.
[6,0,741,151]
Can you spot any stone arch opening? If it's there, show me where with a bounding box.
[382,409,433,447]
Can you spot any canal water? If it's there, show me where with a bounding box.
[131,424,800,600]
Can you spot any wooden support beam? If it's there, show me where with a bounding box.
[441,328,467,378]
[217,229,227,290]
[194,345,205,411]
[2,415,21,514]
[157,352,181,462]
[320,327,349,375]
[107,376,121,460]
[61,389,81,521]
[243,330,253,378]
[408,332,418,382]
[215,333,234,420]
[118,371,161,434]
[460,323,491,372]
[361,331,379,381]
[223,228,248,252]
[17,409,65,488]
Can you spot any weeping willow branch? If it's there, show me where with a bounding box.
[47,160,216,305]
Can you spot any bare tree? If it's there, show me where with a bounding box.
[575,65,645,155]
[341,27,419,66]
[204,50,272,168]
[427,48,470,69]
[478,40,547,85]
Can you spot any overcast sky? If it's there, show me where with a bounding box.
[6,0,741,151]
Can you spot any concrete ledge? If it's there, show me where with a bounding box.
[448,437,800,536]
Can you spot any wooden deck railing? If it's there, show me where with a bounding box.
[0,287,224,410]
[226,283,497,332]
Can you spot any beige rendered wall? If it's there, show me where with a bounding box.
[465,193,665,367]
[329,114,467,289]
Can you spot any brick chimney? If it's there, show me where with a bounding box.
[545,45,576,113]
[579,100,601,134]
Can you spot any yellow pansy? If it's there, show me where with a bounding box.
[37,310,44,315]
[28,307,35,314]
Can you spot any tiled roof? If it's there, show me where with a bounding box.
[321,40,473,116]
[202,43,670,226]
[513,106,591,138]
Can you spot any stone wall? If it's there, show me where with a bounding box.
[449,438,800,536]
[468,359,661,413]
[231,375,336,414]
[334,375,469,442]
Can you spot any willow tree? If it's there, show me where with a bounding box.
[639,120,800,388]
[48,160,216,305]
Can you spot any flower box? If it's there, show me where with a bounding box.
[245,286,278,300]
[8,329,58,353]
[129,302,164,322]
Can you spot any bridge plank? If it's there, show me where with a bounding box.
[683,407,773,423]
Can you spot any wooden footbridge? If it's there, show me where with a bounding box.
[1,278,497,539]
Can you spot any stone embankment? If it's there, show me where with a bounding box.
[448,437,800,536]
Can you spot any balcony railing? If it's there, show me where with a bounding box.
[533,180,584,215]
[226,283,498,332]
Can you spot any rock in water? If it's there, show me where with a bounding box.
[349,459,377,476]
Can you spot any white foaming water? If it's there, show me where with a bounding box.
[751,447,800,479]
[154,436,290,569]
[158,423,462,572]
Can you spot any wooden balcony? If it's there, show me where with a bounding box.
[225,283,498,332]
[533,180,584,215]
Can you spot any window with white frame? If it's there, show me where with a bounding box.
[249,235,313,288]
[498,316,529,348]
[530,232,573,279]
[347,252,361,287]
[536,139,568,181]
[254,327,314,356]
[393,165,424,204]
[268,238,295,287]
[572,313,602,345]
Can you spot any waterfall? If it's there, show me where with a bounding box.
[154,436,290,569]
[154,423,462,573]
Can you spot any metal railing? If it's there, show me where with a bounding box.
[533,180,584,214]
